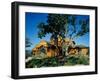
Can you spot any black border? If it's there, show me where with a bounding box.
[11,1,98,79]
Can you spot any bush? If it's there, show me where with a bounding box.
[26,54,89,68]
[77,54,89,65]
[26,57,59,68]
[65,54,89,65]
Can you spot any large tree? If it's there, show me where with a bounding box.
[37,14,89,56]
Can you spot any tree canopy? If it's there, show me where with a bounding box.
[37,14,89,41]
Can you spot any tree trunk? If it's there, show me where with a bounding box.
[54,37,62,56]
[54,37,58,55]
[52,34,62,56]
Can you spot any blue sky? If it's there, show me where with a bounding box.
[25,12,89,50]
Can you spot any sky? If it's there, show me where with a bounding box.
[25,12,89,50]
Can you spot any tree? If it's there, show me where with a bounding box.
[37,14,89,56]
[25,38,32,47]
[66,15,89,40]
[25,38,32,58]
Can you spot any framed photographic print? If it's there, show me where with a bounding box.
[11,1,98,79]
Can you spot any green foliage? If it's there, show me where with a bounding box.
[26,57,58,68]
[66,56,79,65]
[77,54,89,65]
[37,14,89,40]
[26,54,89,68]
[37,14,68,40]
[65,54,89,65]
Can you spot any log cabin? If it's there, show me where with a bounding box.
[32,39,89,58]
[68,46,89,56]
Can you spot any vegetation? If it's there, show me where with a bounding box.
[25,38,32,47]
[37,14,89,56]
[25,38,32,59]
[25,14,89,68]
[26,54,89,68]
[65,54,89,65]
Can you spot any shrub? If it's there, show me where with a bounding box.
[77,54,89,65]
[65,54,89,65]
[26,54,89,68]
